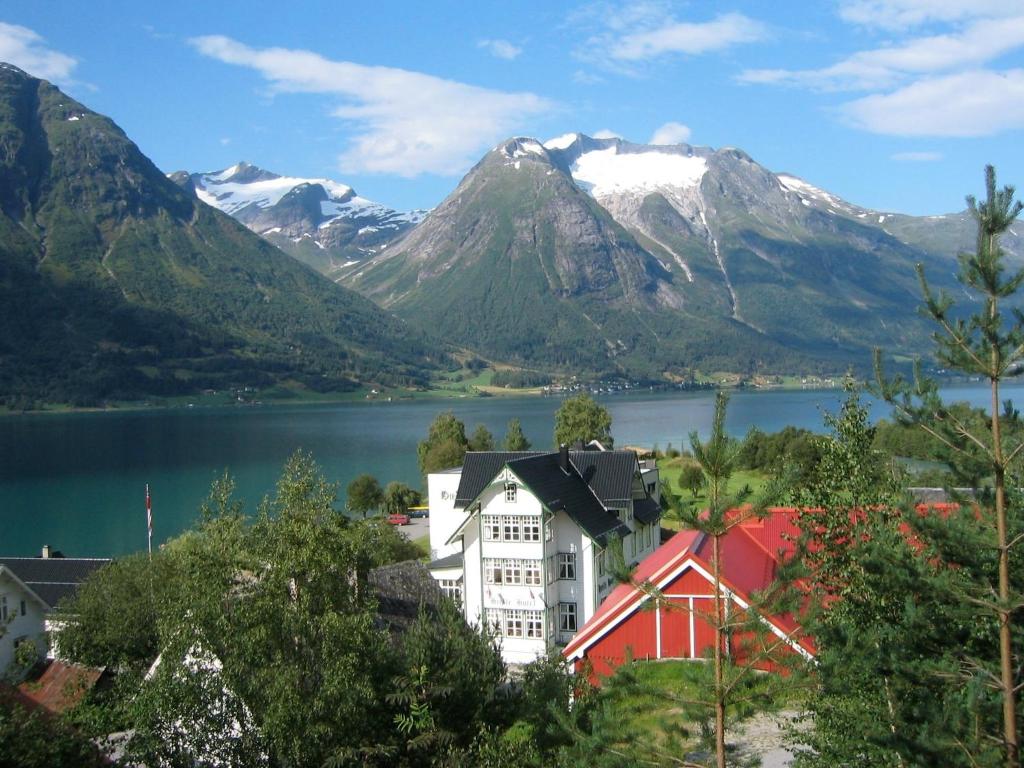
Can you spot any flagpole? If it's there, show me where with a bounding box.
[146,484,152,560]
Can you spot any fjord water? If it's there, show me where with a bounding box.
[1,385,1018,558]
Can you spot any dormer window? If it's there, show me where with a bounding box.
[504,482,517,503]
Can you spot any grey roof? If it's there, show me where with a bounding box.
[0,557,110,609]
[506,454,630,546]
[454,452,543,507]
[428,552,464,570]
[633,497,662,525]
[454,450,640,509]
[369,560,446,636]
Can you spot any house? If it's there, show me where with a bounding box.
[562,508,814,680]
[0,547,110,672]
[427,445,661,664]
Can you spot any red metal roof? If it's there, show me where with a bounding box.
[564,508,812,661]
[15,660,104,715]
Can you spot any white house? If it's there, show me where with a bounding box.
[428,446,661,664]
[0,549,110,672]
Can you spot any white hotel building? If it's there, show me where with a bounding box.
[428,445,661,664]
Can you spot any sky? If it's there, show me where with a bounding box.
[3,0,1024,214]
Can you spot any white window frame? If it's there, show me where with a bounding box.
[501,515,522,542]
[544,520,553,542]
[524,561,542,586]
[558,602,577,634]
[482,515,501,541]
[504,482,518,503]
[525,610,544,639]
[503,559,522,585]
[546,555,557,584]
[505,609,524,638]
[522,519,541,542]
[439,578,463,605]
[558,552,576,581]
[484,558,504,584]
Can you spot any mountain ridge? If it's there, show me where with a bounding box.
[0,64,446,407]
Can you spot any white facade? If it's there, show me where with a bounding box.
[0,568,48,673]
[429,451,662,665]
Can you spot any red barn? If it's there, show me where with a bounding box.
[562,509,814,680]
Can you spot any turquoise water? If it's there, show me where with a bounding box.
[1,385,1017,557]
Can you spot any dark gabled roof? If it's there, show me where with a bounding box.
[633,497,662,525]
[369,560,446,636]
[454,450,640,510]
[0,557,110,609]
[428,552,463,571]
[568,451,639,506]
[454,452,543,508]
[506,454,630,546]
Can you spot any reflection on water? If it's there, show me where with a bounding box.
[1,384,1020,557]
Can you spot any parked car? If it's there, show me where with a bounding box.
[386,512,411,526]
[408,506,429,518]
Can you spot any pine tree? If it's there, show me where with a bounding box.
[875,165,1024,766]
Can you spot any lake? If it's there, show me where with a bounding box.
[1,384,1019,558]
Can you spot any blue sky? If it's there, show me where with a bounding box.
[3,0,1024,214]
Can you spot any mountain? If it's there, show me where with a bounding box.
[340,134,998,378]
[0,64,445,407]
[170,164,426,279]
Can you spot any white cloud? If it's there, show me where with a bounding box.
[611,12,767,61]
[890,150,943,161]
[739,15,1024,91]
[477,39,522,60]
[649,121,691,144]
[219,137,232,146]
[838,0,1017,30]
[592,128,622,139]
[573,5,766,74]
[0,22,77,83]
[844,69,1024,137]
[189,35,552,177]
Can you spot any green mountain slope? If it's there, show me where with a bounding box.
[0,64,445,406]
[342,137,948,378]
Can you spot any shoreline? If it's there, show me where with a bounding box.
[4,374,1003,419]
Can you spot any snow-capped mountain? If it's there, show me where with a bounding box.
[338,133,1020,378]
[170,163,427,278]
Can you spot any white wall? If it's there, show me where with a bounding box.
[427,470,464,560]
[0,571,46,673]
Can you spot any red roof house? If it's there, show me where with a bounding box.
[563,508,814,680]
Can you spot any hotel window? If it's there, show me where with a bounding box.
[505,610,524,638]
[503,559,522,585]
[524,560,542,586]
[439,578,463,605]
[485,609,502,633]
[558,602,578,633]
[547,606,556,636]
[482,515,501,541]
[522,519,541,542]
[501,516,522,542]
[0,595,6,621]
[546,555,557,584]
[504,482,518,503]
[525,610,544,639]
[484,559,503,584]
[596,551,605,577]
[558,552,576,581]
[544,520,553,542]
[20,600,26,616]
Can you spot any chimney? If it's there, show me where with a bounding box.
[41,544,51,559]
[559,443,569,471]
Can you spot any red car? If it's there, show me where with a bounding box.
[386,512,410,526]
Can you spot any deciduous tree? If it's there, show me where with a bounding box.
[553,394,613,448]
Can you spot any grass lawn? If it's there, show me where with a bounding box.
[656,456,772,531]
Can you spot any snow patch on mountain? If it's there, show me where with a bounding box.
[197,173,354,216]
[571,146,707,197]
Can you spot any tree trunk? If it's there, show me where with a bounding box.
[713,532,726,768]
[991,372,1019,767]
